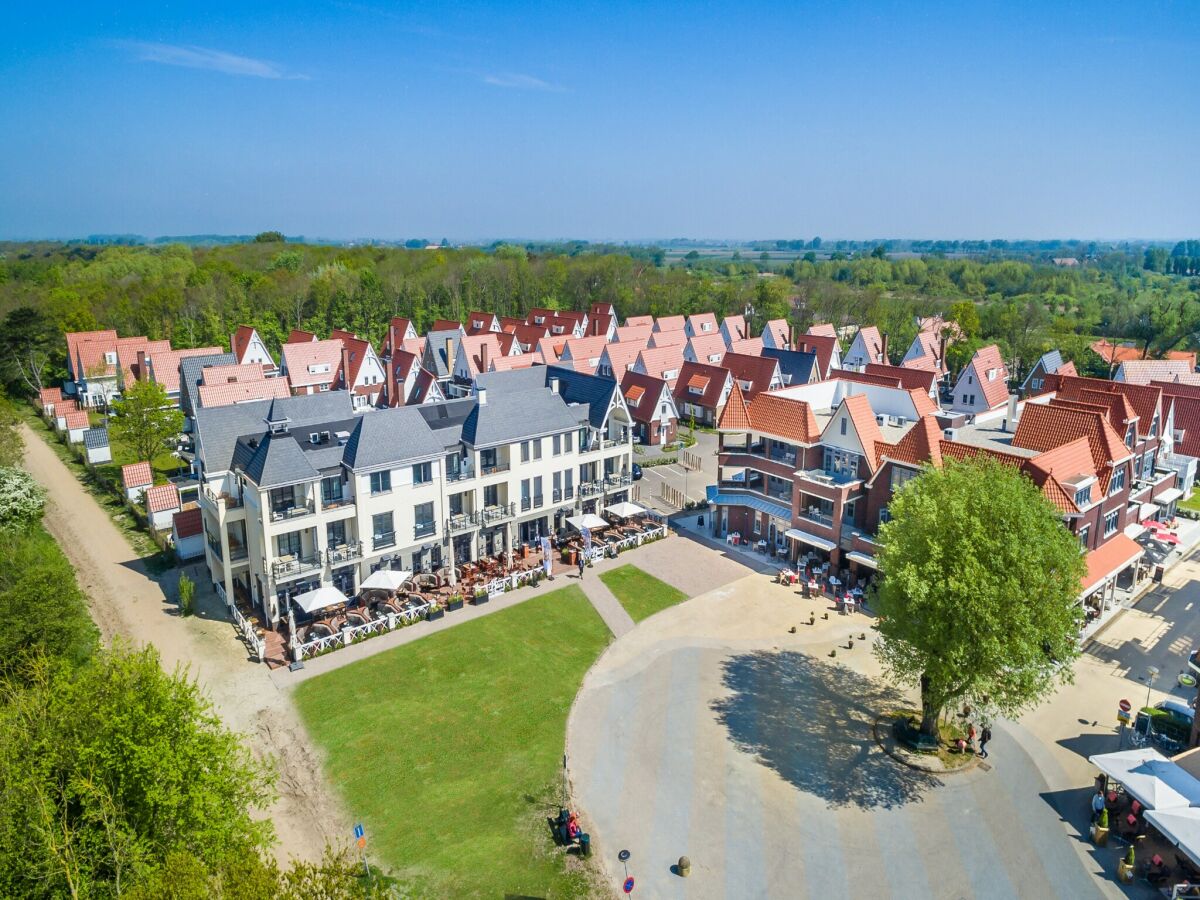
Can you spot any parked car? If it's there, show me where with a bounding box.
[632,463,643,481]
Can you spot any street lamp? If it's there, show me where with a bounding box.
[1146,665,1161,709]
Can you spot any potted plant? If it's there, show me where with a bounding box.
[1091,808,1109,846]
[446,593,464,612]
[561,547,571,564]
[426,598,445,621]
[471,586,489,605]
[1117,844,1135,883]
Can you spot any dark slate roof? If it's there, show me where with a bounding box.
[1021,350,1065,390]
[461,389,582,448]
[475,365,617,430]
[763,347,819,386]
[342,405,456,470]
[240,432,319,488]
[180,352,236,416]
[82,426,109,449]
[423,330,462,378]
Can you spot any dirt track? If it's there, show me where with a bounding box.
[20,424,347,864]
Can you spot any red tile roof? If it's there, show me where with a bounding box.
[966,344,1010,409]
[720,315,747,342]
[286,329,317,344]
[621,371,673,424]
[686,332,727,365]
[687,313,718,335]
[877,416,943,469]
[1091,339,1142,366]
[172,507,203,539]
[202,363,268,385]
[586,313,615,338]
[649,329,687,348]
[65,329,117,378]
[63,409,90,430]
[624,315,654,328]
[282,339,343,388]
[148,346,223,394]
[830,368,899,388]
[851,326,885,363]
[673,361,730,409]
[601,341,646,377]
[839,394,886,474]
[380,318,416,357]
[1014,402,1131,476]
[807,323,838,339]
[1050,375,1162,437]
[198,377,292,408]
[37,387,64,408]
[727,337,765,356]
[1081,534,1143,593]
[763,318,790,348]
[430,319,464,333]
[654,315,686,332]
[231,325,257,363]
[721,352,781,398]
[718,383,822,444]
[636,345,686,385]
[560,335,609,374]
[615,324,653,344]
[145,483,180,514]
[793,334,838,377]
[121,461,154,489]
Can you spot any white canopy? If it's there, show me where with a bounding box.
[1090,748,1200,810]
[359,568,412,592]
[291,586,348,615]
[784,528,836,552]
[1146,807,1200,869]
[605,501,646,519]
[567,514,608,532]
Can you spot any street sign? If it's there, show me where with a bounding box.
[354,823,365,840]
[623,876,635,894]
[1118,710,1131,724]
[1119,699,1132,713]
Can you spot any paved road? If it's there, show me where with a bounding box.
[565,563,1178,898]
[638,430,719,512]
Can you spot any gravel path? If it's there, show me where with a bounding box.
[20,424,347,864]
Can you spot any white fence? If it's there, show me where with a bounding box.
[216,583,266,663]
[293,600,432,661]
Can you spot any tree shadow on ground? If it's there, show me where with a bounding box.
[1058,731,1122,761]
[710,649,940,810]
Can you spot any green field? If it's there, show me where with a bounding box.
[600,564,688,622]
[294,586,609,898]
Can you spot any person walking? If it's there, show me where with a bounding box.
[979,724,992,759]
[577,556,585,580]
[1091,788,1106,823]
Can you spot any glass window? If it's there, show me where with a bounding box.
[413,462,432,485]
[520,441,530,463]
[564,432,573,453]
[1074,486,1090,506]
[372,512,394,548]
[414,502,435,538]
[1109,466,1126,494]
[1078,524,1090,548]
[1104,509,1120,537]
[326,520,346,546]
[533,476,543,506]
[370,470,391,495]
[553,434,561,455]
[321,475,343,506]
[532,438,542,460]
[483,484,499,507]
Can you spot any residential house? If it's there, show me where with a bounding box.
[83,427,111,465]
[683,332,727,367]
[64,329,118,404]
[648,329,687,349]
[63,409,90,444]
[198,374,293,409]
[728,337,765,356]
[380,317,419,360]
[722,352,784,398]
[621,371,679,446]
[511,323,550,353]
[145,347,225,404]
[558,335,610,376]
[121,461,154,502]
[35,387,64,420]
[385,350,445,407]
[528,308,587,337]
[449,333,522,393]
[949,344,1010,414]
[421,329,466,389]
[761,319,791,351]
[632,345,686,386]
[900,328,949,378]
[793,334,842,380]
[116,338,173,391]
[331,331,387,409]
[719,315,748,347]
[178,353,238,421]
[684,313,719,339]
[653,315,686,333]
[615,324,653,344]
[1020,350,1077,397]
[673,361,734,427]
[430,319,465,334]
[864,363,939,398]
[624,315,654,328]
[231,326,277,371]
[1115,359,1196,385]
[763,348,821,387]
[596,340,646,380]
[172,507,205,560]
[466,311,502,335]
[807,323,838,339]
[843,326,887,370]
[584,310,617,341]
[281,339,345,395]
[146,483,182,531]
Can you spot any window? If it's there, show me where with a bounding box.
[370,470,391,495]
[532,438,542,460]
[553,471,562,500]
[1126,426,1135,448]
[1078,524,1090,548]
[1031,377,1043,390]
[277,530,302,557]
[321,475,344,507]
[564,432,573,453]
[1104,509,1120,537]
[520,478,531,511]
[564,469,574,498]
[689,385,702,395]
[839,418,847,436]
[1135,455,1144,478]
[483,484,499,508]
[372,512,394,549]
[967,374,973,384]
[879,507,891,525]
[412,462,432,485]
[553,434,562,456]
[822,447,860,480]
[533,476,543,506]
[1151,414,1160,437]
[890,467,917,490]
[1109,466,1126,495]
[1143,449,1156,476]
[520,441,530,463]
[414,502,435,538]
[1074,486,1090,507]
[326,520,346,546]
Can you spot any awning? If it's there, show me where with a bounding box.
[706,486,792,523]
[567,513,608,532]
[605,501,646,519]
[1089,748,1200,810]
[1124,523,1147,539]
[359,569,412,591]
[846,550,878,569]
[1145,807,1200,869]
[291,586,348,615]
[1158,487,1184,504]
[784,528,836,552]
[1139,502,1162,521]
[1081,534,1144,595]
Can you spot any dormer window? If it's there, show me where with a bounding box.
[1073,486,1090,506]
[1126,425,1135,448]
[1151,414,1160,437]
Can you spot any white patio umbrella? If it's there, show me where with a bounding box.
[567,513,608,532]
[605,501,647,519]
[1089,748,1200,810]
[359,569,412,592]
[1146,807,1200,869]
[291,586,349,616]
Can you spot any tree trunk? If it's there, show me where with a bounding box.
[919,673,941,736]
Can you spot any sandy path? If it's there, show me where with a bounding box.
[20,423,348,864]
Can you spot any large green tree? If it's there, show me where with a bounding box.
[109,380,184,466]
[873,456,1085,736]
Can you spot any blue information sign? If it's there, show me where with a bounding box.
[353,823,364,840]
[623,876,635,894]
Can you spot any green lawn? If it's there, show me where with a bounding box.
[600,563,688,622]
[293,586,609,898]
[1180,493,1200,514]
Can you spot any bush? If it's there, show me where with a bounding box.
[178,572,196,617]
[0,467,46,528]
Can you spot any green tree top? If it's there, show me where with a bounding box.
[873,456,1085,735]
[109,380,184,467]
[253,231,285,243]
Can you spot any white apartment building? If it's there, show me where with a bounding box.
[194,367,634,627]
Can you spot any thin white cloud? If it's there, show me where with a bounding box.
[118,41,308,80]
[483,72,564,92]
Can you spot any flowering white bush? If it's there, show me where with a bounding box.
[0,467,46,527]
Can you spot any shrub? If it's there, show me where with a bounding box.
[0,467,46,528]
[1098,808,1108,829]
[178,572,196,617]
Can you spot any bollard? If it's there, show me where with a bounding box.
[822,612,829,620]
[829,649,837,657]
[809,613,816,626]
[678,856,691,877]
[789,626,797,634]
[847,638,854,649]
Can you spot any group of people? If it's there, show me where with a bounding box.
[953,722,993,759]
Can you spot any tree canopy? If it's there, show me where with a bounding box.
[872,456,1086,735]
[109,380,184,465]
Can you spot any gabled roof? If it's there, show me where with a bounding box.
[721,352,781,398]
[65,330,117,377]
[121,461,154,489]
[728,337,764,356]
[720,315,747,343]
[281,339,343,388]
[424,329,463,377]
[866,362,939,393]
[145,483,181,514]
[498,316,526,333]
[487,353,535,372]
[380,317,417,357]
[621,371,673,424]
[545,313,582,337]
[286,329,317,344]
[1013,401,1130,491]
[179,352,238,416]
[654,315,686,332]
[148,346,224,395]
[82,426,109,449]
[1117,359,1194,385]
[512,323,550,350]
[1163,393,1200,457]
[615,324,653,344]
[878,416,943,469]
[717,383,822,445]
[1049,375,1162,436]
[807,323,838,339]
[1091,339,1142,366]
[837,394,885,474]
[686,332,727,365]
[849,326,884,363]
[430,319,464,333]
[63,409,91,430]
[37,387,64,408]
[672,361,731,409]
[201,363,268,385]
[116,338,172,386]
[559,335,610,374]
[198,378,292,409]
[586,313,615,338]
[624,315,654,327]
[465,311,500,334]
[763,347,819,386]
[635,345,686,385]
[762,319,790,348]
[231,325,258,363]
[172,507,203,539]
[686,312,718,335]
[649,329,687,348]
[961,344,1010,409]
[830,368,900,388]
[793,334,838,378]
[599,340,646,378]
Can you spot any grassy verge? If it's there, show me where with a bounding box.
[600,563,688,622]
[294,586,609,898]
[1179,493,1200,514]
[20,406,174,572]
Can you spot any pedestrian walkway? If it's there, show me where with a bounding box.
[576,570,635,637]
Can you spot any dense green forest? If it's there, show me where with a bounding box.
[1,239,1198,393]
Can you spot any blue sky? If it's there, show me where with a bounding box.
[2,1,1198,241]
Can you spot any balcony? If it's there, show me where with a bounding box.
[719,479,792,506]
[269,501,315,523]
[798,468,858,488]
[446,465,475,483]
[207,537,223,560]
[579,480,604,497]
[320,494,353,512]
[202,484,243,509]
[326,541,362,565]
[798,507,834,528]
[228,543,249,562]
[768,447,799,467]
[413,522,436,539]
[446,512,476,534]
[271,553,322,580]
[604,473,633,489]
[480,462,510,476]
[479,502,516,525]
[372,531,396,551]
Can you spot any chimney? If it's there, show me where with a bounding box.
[445,337,455,374]
[550,377,560,394]
[880,332,889,364]
[477,387,488,406]
[480,341,489,373]
[789,324,796,350]
[136,350,148,382]
[938,334,948,370]
[1005,393,1020,432]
